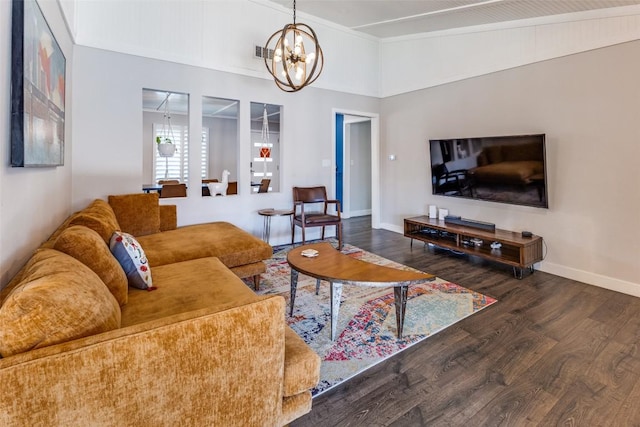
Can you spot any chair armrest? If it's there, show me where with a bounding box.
[293,201,305,218]
[0,296,286,426]
[325,199,342,217]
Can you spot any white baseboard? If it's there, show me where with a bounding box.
[349,209,372,217]
[381,223,404,234]
[379,223,640,298]
[342,209,372,219]
[539,262,640,298]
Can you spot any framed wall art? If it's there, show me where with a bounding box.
[11,0,66,167]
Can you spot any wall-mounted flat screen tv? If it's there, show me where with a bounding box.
[429,134,548,208]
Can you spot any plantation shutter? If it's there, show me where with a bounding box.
[153,123,189,182]
[201,127,209,179]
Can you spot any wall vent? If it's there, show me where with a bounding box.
[254,45,274,60]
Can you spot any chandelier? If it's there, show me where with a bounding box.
[264,0,324,92]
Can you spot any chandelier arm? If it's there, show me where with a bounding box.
[282,27,298,89]
[267,25,300,89]
[297,23,322,86]
[265,27,291,86]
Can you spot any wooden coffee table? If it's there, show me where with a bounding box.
[287,242,435,340]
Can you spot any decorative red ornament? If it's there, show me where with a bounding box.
[260,147,271,158]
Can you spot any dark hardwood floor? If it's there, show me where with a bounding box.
[291,216,640,427]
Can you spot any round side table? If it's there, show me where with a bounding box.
[258,208,294,244]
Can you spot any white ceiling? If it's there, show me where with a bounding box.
[267,0,640,38]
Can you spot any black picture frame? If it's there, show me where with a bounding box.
[11,0,66,167]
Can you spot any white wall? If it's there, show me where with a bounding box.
[204,116,238,183]
[72,0,380,97]
[0,0,74,287]
[72,45,379,244]
[380,6,640,97]
[380,41,640,295]
[348,121,372,215]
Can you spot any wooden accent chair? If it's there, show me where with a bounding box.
[291,186,342,249]
[158,179,180,185]
[160,183,187,198]
[258,179,271,193]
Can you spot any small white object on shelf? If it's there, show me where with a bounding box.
[301,249,319,258]
[470,238,483,247]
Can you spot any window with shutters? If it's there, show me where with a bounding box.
[153,123,189,182]
[152,125,208,183]
[201,127,209,178]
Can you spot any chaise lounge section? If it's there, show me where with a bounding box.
[0,193,320,426]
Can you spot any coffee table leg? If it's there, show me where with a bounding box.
[330,281,343,341]
[265,216,271,243]
[290,269,299,316]
[316,279,321,295]
[393,285,408,339]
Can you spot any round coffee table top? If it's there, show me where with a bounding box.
[258,208,294,217]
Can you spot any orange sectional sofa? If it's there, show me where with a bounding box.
[0,193,320,426]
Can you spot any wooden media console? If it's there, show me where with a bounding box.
[404,216,543,278]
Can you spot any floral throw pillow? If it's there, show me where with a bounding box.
[109,231,156,291]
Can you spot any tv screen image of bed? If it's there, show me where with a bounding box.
[429,134,548,208]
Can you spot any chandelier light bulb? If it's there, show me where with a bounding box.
[306,52,315,63]
[294,45,301,55]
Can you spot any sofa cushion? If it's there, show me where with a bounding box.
[108,193,161,237]
[484,145,503,164]
[159,204,177,231]
[502,141,544,162]
[110,232,154,290]
[283,327,321,397]
[120,257,260,327]
[0,249,121,357]
[54,225,128,306]
[470,160,542,184]
[68,199,121,244]
[137,222,272,268]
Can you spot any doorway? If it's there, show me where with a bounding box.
[332,109,380,228]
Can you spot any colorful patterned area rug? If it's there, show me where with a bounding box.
[244,240,497,397]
